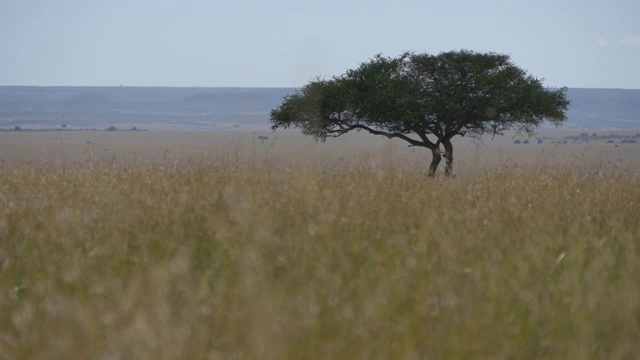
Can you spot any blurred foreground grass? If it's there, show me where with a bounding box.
[0,157,639,359]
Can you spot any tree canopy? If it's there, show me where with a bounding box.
[270,50,569,176]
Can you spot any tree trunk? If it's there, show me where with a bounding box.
[443,140,454,177]
[428,147,442,177]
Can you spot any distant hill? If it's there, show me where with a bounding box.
[65,92,114,109]
[0,86,638,131]
[563,88,640,130]
[0,86,296,130]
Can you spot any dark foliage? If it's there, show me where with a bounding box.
[271,50,569,175]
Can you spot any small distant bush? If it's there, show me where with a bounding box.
[514,139,522,144]
[523,139,529,144]
[537,138,543,144]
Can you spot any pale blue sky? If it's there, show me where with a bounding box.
[1,0,639,88]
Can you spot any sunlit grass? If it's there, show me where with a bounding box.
[1,156,639,359]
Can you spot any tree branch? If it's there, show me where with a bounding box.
[341,124,433,148]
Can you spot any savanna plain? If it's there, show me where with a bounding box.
[1,130,639,359]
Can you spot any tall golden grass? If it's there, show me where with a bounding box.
[0,155,639,359]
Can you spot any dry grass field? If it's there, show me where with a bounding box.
[1,130,639,172]
[1,130,639,359]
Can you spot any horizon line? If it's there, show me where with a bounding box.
[1,84,640,91]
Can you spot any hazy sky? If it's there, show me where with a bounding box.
[1,0,639,88]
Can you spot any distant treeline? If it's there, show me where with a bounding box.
[0,126,147,132]
[531,132,640,144]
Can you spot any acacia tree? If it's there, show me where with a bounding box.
[270,50,569,176]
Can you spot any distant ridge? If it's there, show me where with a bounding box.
[65,92,114,109]
[563,88,640,130]
[0,86,638,131]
